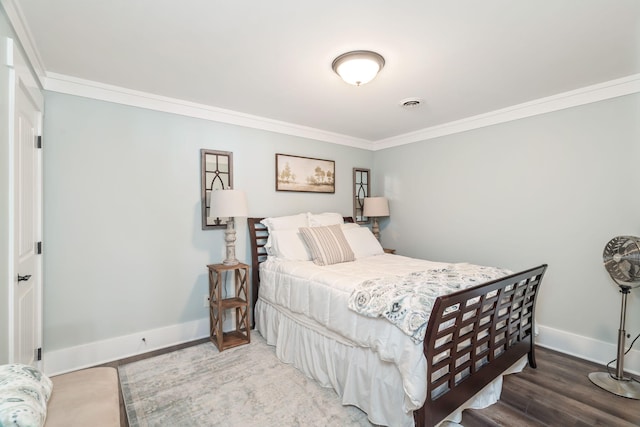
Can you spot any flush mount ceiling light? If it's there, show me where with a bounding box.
[332,50,385,86]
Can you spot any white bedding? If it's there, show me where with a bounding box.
[256,253,525,426]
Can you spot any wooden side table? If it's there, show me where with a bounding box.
[383,248,396,254]
[207,262,251,351]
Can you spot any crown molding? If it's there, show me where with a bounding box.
[372,73,640,151]
[44,72,640,153]
[43,72,373,150]
[1,0,46,88]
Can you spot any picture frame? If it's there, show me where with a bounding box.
[276,153,335,193]
[353,167,371,224]
[201,149,233,229]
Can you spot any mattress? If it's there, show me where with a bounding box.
[256,254,526,427]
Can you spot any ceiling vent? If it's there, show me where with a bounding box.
[399,97,423,110]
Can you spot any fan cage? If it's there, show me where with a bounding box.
[603,236,640,288]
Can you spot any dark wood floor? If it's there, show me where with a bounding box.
[461,347,640,426]
[100,341,639,427]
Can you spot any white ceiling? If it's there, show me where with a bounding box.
[10,0,640,144]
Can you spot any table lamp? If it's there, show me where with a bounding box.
[209,189,248,265]
[363,197,389,241]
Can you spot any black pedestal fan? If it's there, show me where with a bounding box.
[588,236,640,399]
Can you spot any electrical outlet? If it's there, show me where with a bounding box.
[203,294,210,308]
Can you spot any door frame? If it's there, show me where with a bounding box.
[6,36,44,366]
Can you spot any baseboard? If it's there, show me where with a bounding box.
[536,324,640,376]
[44,319,640,378]
[43,318,209,376]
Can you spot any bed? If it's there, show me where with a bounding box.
[247,213,547,427]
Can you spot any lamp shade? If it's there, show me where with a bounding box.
[363,197,389,217]
[332,51,385,86]
[209,189,248,218]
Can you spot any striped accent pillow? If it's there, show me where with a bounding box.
[299,225,355,266]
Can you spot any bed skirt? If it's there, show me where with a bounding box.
[255,298,527,427]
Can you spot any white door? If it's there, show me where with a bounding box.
[12,49,43,367]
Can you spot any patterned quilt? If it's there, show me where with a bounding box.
[348,263,511,343]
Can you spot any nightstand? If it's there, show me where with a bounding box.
[383,248,396,254]
[207,262,251,351]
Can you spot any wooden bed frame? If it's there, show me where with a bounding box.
[247,217,547,427]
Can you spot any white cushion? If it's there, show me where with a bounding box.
[299,225,355,266]
[260,213,309,230]
[269,229,312,261]
[340,223,359,230]
[0,364,52,427]
[308,212,344,227]
[342,225,384,259]
[261,213,309,256]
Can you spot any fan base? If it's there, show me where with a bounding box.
[589,372,640,399]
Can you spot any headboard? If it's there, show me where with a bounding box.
[246,216,354,327]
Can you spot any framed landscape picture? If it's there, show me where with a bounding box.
[276,153,335,193]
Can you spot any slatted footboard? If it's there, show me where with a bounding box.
[415,264,547,427]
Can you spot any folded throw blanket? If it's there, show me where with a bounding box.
[348,263,511,343]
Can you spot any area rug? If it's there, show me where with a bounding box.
[118,333,373,426]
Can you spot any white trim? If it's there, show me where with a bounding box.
[43,319,639,380]
[3,36,16,363]
[42,73,373,150]
[43,318,209,376]
[372,74,640,150]
[3,35,12,67]
[536,324,639,376]
[0,0,46,88]
[42,72,640,150]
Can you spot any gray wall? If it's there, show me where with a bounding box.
[42,92,373,351]
[374,94,640,345]
[9,19,638,365]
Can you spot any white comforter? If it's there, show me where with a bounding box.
[258,254,455,411]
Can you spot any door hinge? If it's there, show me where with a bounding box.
[36,135,42,149]
[36,347,42,361]
[36,241,42,254]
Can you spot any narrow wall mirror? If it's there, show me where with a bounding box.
[201,149,233,229]
[353,168,370,224]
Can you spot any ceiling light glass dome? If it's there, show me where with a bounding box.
[332,51,385,86]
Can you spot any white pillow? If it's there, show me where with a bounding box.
[341,223,359,230]
[299,225,355,266]
[269,229,312,261]
[261,213,309,230]
[261,213,309,256]
[308,212,344,227]
[343,225,385,259]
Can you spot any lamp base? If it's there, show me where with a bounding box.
[589,372,640,399]
[222,219,238,266]
[372,218,380,241]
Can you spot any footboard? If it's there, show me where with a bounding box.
[415,264,547,427]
